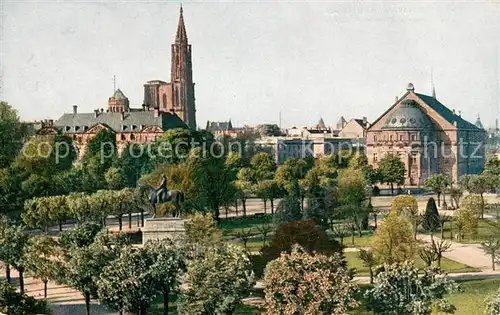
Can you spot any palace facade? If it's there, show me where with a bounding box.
[366,83,486,185]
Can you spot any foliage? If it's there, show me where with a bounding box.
[424,174,450,206]
[453,208,478,242]
[0,102,23,169]
[0,279,50,315]
[460,194,483,217]
[377,153,406,194]
[250,153,276,181]
[485,155,500,176]
[391,195,419,238]
[275,158,308,197]
[273,195,302,225]
[358,248,377,283]
[486,288,500,315]
[365,262,459,315]
[261,219,343,262]
[417,238,451,267]
[97,246,156,314]
[59,222,102,250]
[371,213,416,264]
[104,166,126,190]
[177,244,255,315]
[481,238,500,271]
[24,235,59,297]
[0,224,30,292]
[184,212,222,258]
[422,197,440,233]
[263,246,357,315]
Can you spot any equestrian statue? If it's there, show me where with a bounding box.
[138,174,184,218]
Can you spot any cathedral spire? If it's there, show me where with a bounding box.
[175,4,188,43]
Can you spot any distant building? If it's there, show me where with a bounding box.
[366,83,486,185]
[338,117,370,140]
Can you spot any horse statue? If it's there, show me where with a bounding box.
[138,175,184,218]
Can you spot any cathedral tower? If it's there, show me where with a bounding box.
[170,6,196,129]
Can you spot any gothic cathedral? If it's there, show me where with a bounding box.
[143,6,197,129]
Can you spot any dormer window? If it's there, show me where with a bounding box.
[65,126,71,132]
[83,126,89,131]
[132,125,138,130]
[122,125,128,131]
[74,126,80,132]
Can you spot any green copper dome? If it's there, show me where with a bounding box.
[382,100,434,130]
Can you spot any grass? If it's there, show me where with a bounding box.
[330,231,374,248]
[219,214,273,237]
[345,252,480,276]
[433,219,500,244]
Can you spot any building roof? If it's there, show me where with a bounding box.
[111,89,127,101]
[415,93,480,130]
[206,120,233,132]
[175,6,188,43]
[475,115,484,129]
[353,118,369,128]
[316,118,327,129]
[382,100,434,130]
[54,110,187,134]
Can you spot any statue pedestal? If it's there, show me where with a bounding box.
[141,217,186,245]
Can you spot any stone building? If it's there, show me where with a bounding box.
[338,117,369,140]
[366,83,486,185]
[142,7,197,129]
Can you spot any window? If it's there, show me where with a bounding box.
[389,135,393,141]
[399,135,404,141]
[373,153,378,162]
[411,134,416,141]
[121,134,126,141]
[130,134,135,141]
[374,135,378,142]
[411,155,417,164]
[162,94,167,108]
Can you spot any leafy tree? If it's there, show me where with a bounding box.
[438,213,451,239]
[53,167,84,194]
[0,225,30,293]
[264,246,357,315]
[183,212,222,259]
[256,222,274,246]
[371,213,416,264]
[358,248,377,284]
[23,197,53,232]
[235,168,254,217]
[59,222,102,250]
[453,208,478,242]
[0,279,50,315]
[261,219,343,263]
[250,153,276,181]
[177,244,255,315]
[97,246,156,315]
[273,195,302,225]
[104,166,126,190]
[424,174,450,207]
[377,153,405,195]
[275,158,308,197]
[422,197,440,234]
[485,155,500,176]
[145,240,186,315]
[257,179,282,214]
[24,235,59,298]
[448,184,464,209]
[0,167,23,214]
[365,262,459,315]
[0,102,23,168]
[481,238,500,271]
[460,194,484,218]
[391,195,419,239]
[461,174,497,218]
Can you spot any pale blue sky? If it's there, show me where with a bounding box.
[2,1,499,129]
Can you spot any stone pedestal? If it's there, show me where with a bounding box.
[141,217,186,245]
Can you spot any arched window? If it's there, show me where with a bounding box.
[163,94,167,108]
[174,87,180,107]
[130,134,135,141]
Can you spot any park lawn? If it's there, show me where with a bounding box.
[219,215,273,237]
[148,295,262,314]
[345,252,480,276]
[433,219,500,244]
[331,232,374,248]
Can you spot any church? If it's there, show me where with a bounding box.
[142,6,197,130]
[366,83,486,186]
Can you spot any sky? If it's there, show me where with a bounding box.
[2,1,499,129]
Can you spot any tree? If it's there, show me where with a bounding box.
[418,238,451,267]
[145,240,186,315]
[177,244,255,315]
[0,279,50,315]
[462,174,497,219]
[365,262,459,315]
[24,235,59,298]
[338,168,368,236]
[0,102,23,168]
[0,225,30,293]
[59,222,102,250]
[371,213,416,264]
[235,168,254,217]
[424,174,450,207]
[453,208,478,242]
[460,194,484,218]
[97,246,156,315]
[481,238,500,271]
[183,212,222,259]
[377,153,405,195]
[358,248,377,284]
[258,179,282,213]
[273,195,302,225]
[275,158,308,198]
[104,166,126,190]
[261,219,343,263]
[250,153,276,181]
[391,195,419,239]
[485,155,500,176]
[438,213,451,240]
[256,222,274,246]
[422,197,440,234]
[448,184,464,209]
[263,246,357,315]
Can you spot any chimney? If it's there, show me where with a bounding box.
[100,108,104,113]
[142,104,146,111]
[94,109,99,118]
[395,96,399,102]
[120,111,125,120]
[153,107,159,118]
[48,119,53,126]
[458,110,462,117]
[453,109,456,115]
[73,105,77,114]
[363,116,367,126]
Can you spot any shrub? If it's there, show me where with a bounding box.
[59,222,102,249]
[261,219,343,262]
[0,280,50,314]
[273,195,302,225]
[422,197,440,233]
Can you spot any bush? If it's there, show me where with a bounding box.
[486,288,500,315]
[273,196,302,225]
[249,254,266,279]
[0,280,50,314]
[261,219,343,262]
[59,222,102,249]
[422,197,440,233]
